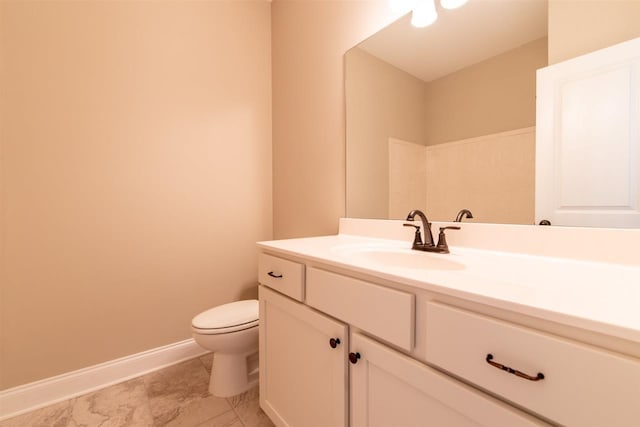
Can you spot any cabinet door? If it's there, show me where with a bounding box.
[259,286,348,427]
[350,333,549,427]
[536,36,640,228]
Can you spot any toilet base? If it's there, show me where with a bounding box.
[209,349,259,397]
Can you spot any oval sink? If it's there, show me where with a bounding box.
[332,244,465,271]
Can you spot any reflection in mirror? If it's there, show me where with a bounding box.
[346,0,548,224]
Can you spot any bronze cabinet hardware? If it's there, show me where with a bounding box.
[485,354,544,381]
[349,352,361,364]
[267,271,283,278]
[329,338,341,349]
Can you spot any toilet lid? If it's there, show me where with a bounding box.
[192,300,258,331]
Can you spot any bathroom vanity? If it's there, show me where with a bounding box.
[257,220,640,427]
[256,6,640,426]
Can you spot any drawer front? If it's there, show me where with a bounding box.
[425,302,640,427]
[258,253,304,301]
[306,267,414,351]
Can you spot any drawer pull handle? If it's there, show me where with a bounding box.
[329,338,341,349]
[267,271,283,279]
[349,352,361,364]
[486,354,544,382]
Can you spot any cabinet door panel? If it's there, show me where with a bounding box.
[350,333,549,427]
[259,286,347,427]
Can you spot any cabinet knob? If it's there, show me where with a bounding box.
[329,338,341,349]
[349,352,361,364]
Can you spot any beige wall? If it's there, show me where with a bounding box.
[424,37,547,146]
[388,139,428,220]
[272,0,401,238]
[345,48,427,219]
[548,0,640,64]
[0,1,272,390]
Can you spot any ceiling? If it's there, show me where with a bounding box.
[357,0,548,82]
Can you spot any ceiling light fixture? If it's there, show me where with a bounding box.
[411,0,438,28]
[391,0,469,28]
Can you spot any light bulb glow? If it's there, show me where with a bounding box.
[440,0,468,10]
[389,0,417,14]
[411,0,437,28]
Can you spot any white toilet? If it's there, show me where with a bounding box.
[191,300,259,397]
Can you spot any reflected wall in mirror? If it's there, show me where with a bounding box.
[345,0,640,227]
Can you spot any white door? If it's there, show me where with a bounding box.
[536,36,640,228]
[259,286,348,427]
[349,333,549,427]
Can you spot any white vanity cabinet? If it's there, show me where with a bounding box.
[259,285,348,427]
[258,253,552,427]
[349,333,546,427]
[258,247,639,427]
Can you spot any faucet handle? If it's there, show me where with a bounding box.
[436,226,460,253]
[403,223,423,246]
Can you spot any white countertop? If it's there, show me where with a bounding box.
[258,234,640,344]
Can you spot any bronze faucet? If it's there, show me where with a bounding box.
[454,209,473,222]
[403,209,460,254]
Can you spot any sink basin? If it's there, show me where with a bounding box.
[331,244,465,271]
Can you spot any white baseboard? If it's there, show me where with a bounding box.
[0,338,207,421]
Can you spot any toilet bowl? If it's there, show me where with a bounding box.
[191,300,259,397]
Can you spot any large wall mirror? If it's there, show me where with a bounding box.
[345,0,640,227]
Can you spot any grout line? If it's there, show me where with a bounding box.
[193,409,240,427]
[227,396,249,427]
[228,397,241,423]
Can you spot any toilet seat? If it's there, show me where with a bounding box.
[192,300,258,335]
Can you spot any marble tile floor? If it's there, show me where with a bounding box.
[0,354,275,427]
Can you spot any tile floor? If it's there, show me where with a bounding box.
[0,354,275,427]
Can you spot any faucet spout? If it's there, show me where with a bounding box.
[455,209,473,222]
[406,209,435,247]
